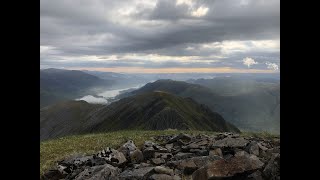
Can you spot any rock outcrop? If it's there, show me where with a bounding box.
[41,133,280,180]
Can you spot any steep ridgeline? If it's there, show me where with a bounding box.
[40,68,113,108]
[118,79,280,134]
[40,92,240,141]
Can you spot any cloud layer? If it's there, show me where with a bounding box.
[40,0,280,73]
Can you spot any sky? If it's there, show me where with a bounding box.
[40,0,280,73]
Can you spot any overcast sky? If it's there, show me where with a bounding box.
[40,0,280,73]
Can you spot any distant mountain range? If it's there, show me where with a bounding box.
[119,79,280,134]
[40,69,126,108]
[40,91,239,141]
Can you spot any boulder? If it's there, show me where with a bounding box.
[96,147,127,166]
[192,155,264,179]
[130,149,144,164]
[168,156,222,175]
[247,142,260,156]
[263,153,280,179]
[118,140,137,158]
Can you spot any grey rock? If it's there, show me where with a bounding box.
[97,147,127,166]
[154,152,173,160]
[247,170,263,180]
[41,169,65,180]
[167,133,192,144]
[263,153,280,180]
[189,149,208,156]
[118,140,137,158]
[257,142,268,151]
[247,142,260,156]
[168,156,221,175]
[75,164,121,180]
[148,174,173,180]
[130,149,144,164]
[133,163,152,169]
[209,148,223,158]
[143,141,168,159]
[165,144,173,152]
[174,152,194,160]
[212,137,249,148]
[154,166,174,175]
[119,167,154,180]
[192,155,264,179]
[151,158,165,165]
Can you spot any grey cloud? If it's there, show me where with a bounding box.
[40,0,280,70]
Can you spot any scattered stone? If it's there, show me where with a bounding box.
[154,152,172,160]
[166,133,192,144]
[154,166,174,175]
[143,141,168,159]
[189,149,208,156]
[165,143,173,152]
[151,158,165,165]
[209,148,223,158]
[129,149,144,163]
[257,142,268,151]
[212,137,249,148]
[174,152,194,160]
[149,174,173,180]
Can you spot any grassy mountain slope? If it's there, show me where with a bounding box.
[40,92,239,141]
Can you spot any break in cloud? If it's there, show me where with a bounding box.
[242,57,258,68]
[40,0,280,73]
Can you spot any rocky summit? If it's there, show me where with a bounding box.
[41,133,280,180]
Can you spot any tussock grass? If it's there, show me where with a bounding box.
[40,130,279,176]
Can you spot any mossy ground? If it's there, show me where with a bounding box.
[40,130,278,176]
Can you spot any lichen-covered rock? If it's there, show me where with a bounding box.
[96,147,127,166]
